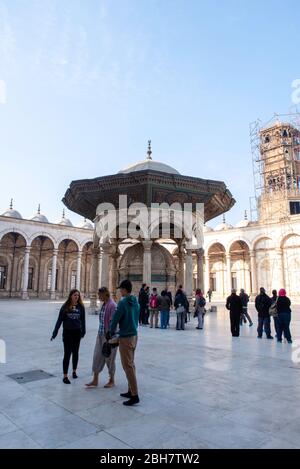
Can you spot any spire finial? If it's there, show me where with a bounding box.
[10,198,13,210]
[147,140,152,160]
[244,210,248,220]
[222,213,226,223]
[38,204,40,214]
[62,208,65,218]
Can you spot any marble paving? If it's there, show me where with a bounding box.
[0,299,299,449]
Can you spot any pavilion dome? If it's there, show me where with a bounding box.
[119,159,180,175]
[118,140,180,175]
[2,200,23,219]
[78,218,93,230]
[58,209,73,227]
[31,205,49,223]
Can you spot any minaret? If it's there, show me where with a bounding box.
[257,120,300,222]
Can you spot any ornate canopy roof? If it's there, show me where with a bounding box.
[63,169,235,223]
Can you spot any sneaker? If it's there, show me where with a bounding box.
[120,391,132,398]
[267,336,274,340]
[249,323,253,327]
[257,336,262,339]
[123,395,140,406]
[288,340,293,344]
[63,377,71,384]
[72,372,78,379]
[277,339,282,343]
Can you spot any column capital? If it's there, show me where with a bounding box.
[52,248,58,255]
[25,246,31,254]
[76,250,82,258]
[249,250,256,257]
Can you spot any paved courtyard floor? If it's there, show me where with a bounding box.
[0,299,300,449]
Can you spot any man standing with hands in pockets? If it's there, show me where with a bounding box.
[107,279,140,406]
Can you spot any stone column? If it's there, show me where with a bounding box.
[99,243,110,288]
[275,247,285,289]
[109,242,120,298]
[185,248,193,300]
[204,255,210,293]
[98,250,102,288]
[50,249,58,300]
[142,240,152,286]
[89,246,100,309]
[177,246,185,287]
[21,247,31,300]
[226,253,231,293]
[76,251,82,290]
[195,248,204,290]
[250,250,257,296]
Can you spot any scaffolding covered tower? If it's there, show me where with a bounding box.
[250,112,300,223]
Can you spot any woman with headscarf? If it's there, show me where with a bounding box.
[276,288,292,343]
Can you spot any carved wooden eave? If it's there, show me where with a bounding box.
[63,169,235,223]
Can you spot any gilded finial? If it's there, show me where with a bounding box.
[10,198,13,210]
[38,204,41,214]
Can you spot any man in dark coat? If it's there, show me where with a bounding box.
[138,283,148,325]
[255,287,273,339]
[226,289,243,337]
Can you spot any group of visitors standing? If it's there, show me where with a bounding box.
[138,283,206,331]
[226,287,292,342]
[51,279,140,406]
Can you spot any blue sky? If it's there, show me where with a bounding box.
[0,0,299,227]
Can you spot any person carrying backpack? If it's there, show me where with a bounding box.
[195,289,206,330]
[149,288,159,328]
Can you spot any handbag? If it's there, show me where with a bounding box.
[269,299,278,317]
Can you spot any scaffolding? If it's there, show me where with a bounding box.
[250,110,300,221]
[249,109,300,290]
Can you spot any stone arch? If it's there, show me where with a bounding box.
[56,235,80,251]
[280,233,300,249]
[226,237,251,254]
[252,235,275,251]
[28,231,57,248]
[0,227,30,245]
[0,232,27,297]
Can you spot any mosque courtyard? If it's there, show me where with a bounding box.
[0,299,300,449]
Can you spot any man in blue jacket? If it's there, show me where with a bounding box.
[108,279,140,406]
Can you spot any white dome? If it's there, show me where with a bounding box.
[59,217,73,227]
[203,224,213,233]
[57,209,73,227]
[214,222,233,231]
[236,219,250,228]
[31,213,49,223]
[119,158,180,175]
[78,219,93,230]
[31,205,49,223]
[2,208,23,219]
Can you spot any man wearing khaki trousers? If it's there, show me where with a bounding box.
[108,279,140,406]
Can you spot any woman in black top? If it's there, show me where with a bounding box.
[276,288,292,343]
[174,288,189,330]
[51,289,86,383]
